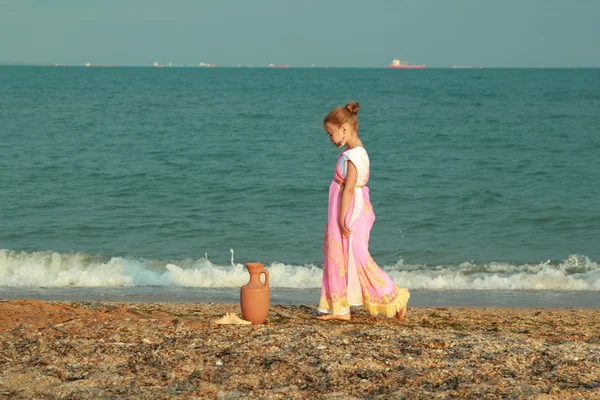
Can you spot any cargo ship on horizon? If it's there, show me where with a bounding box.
[269,63,289,68]
[389,59,426,69]
[152,61,217,68]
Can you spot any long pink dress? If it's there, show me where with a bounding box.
[319,147,410,317]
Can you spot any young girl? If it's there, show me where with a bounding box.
[317,102,410,321]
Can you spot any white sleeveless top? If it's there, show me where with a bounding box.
[337,147,370,185]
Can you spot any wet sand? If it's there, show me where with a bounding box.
[1,300,598,399]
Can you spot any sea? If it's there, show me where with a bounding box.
[1,66,599,308]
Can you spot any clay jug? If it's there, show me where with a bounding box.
[240,262,270,324]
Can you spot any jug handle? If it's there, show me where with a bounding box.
[260,269,269,287]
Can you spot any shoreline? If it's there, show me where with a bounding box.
[1,287,599,309]
[1,300,598,399]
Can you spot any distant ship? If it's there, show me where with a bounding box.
[198,62,217,68]
[389,59,425,69]
[152,61,217,68]
[269,63,289,68]
[84,62,114,67]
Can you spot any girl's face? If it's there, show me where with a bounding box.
[325,123,346,148]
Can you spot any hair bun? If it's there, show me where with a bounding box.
[345,102,360,116]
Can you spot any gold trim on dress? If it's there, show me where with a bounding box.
[363,287,410,318]
[334,179,364,188]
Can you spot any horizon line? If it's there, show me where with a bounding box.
[1,63,599,69]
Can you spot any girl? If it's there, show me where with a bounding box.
[318,102,410,321]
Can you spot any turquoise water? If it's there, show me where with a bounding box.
[1,66,599,294]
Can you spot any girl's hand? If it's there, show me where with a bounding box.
[339,219,351,238]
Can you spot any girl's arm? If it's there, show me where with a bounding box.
[339,160,358,238]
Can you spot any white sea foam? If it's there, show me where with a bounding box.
[0,249,598,291]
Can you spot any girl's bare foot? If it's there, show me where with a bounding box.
[396,307,407,321]
[316,313,351,321]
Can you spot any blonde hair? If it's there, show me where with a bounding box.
[324,102,360,132]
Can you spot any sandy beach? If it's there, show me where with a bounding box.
[0,300,598,399]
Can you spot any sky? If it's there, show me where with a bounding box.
[1,0,599,67]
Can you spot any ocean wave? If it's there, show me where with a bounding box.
[0,249,598,291]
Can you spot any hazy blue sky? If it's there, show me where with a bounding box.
[1,0,599,67]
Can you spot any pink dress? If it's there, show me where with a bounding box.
[319,147,410,317]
